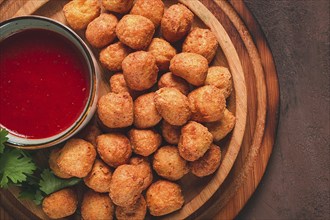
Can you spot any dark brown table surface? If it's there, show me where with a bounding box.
[1,1,329,220]
[237,0,329,219]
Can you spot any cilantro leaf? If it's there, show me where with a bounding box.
[0,149,37,188]
[0,129,9,154]
[39,169,81,195]
[19,174,44,205]
[34,190,44,205]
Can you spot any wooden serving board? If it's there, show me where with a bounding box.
[0,0,279,219]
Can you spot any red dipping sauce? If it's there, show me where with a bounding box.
[0,29,90,139]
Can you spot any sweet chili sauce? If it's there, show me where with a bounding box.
[0,29,90,139]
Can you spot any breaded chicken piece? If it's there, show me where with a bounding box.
[63,0,100,30]
[57,138,96,178]
[146,180,184,216]
[178,121,213,161]
[161,3,194,42]
[81,190,114,220]
[42,188,77,219]
[154,88,191,126]
[170,52,208,86]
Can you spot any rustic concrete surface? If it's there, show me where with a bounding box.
[237,0,330,220]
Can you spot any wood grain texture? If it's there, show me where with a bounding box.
[0,0,279,219]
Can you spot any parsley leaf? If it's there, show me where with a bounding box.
[39,169,81,195]
[0,149,37,188]
[0,129,9,154]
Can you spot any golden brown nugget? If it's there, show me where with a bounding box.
[116,195,147,220]
[154,88,191,126]
[178,121,213,161]
[205,66,233,98]
[190,144,221,177]
[102,0,134,14]
[97,92,133,128]
[161,3,194,42]
[49,148,72,179]
[146,180,184,216]
[85,13,118,48]
[161,120,181,145]
[170,52,209,86]
[129,129,162,156]
[96,133,132,167]
[158,72,189,95]
[57,138,96,178]
[116,15,155,50]
[42,188,77,219]
[109,73,130,94]
[188,85,226,123]
[205,109,236,141]
[109,164,144,207]
[147,38,176,71]
[81,190,114,220]
[130,0,164,27]
[63,0,100,30]
[84,159,113,193]
[134,92,162,128]
[100,42,132,72]
[153,146,189,181]
[183,28,219,63]
[122,51,158,91]
[129,157,153,190]
[109,73,141,99]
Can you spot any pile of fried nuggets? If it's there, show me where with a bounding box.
[42,0,236,219]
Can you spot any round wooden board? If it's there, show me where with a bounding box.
[0,0,279,219]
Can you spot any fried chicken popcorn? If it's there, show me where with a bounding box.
[205,108,236,141]
[161,120,181,145]
[109,164,144,207]
[49,148,72,179]
[57,138,96,178]
[130,0,164,28]
[85,13,118,48]
[97,92,133,128]
[153,146,189,181]
[102,0,134,14]
[83,159,113,193]
[154,88,191,126]
[96,133,132,167]
[170,52,209,86]
[122,51,159,91]
[178,121,213,161]
[81,190,114,220]
[190,144,221,177]
[116,14,155,50]
[158,72,189,95]
[109,73,130,93]
[188,85,226,123]
[129,128,162,156]
[183,28,219,63]
[146,180,184,216]
[133,92,162,128]
[63,0,100,30]
[116,195,147,220]
[147,38,177,71]
[42,188,78,219]
[129,156,153,190]
[161,3,194,42]
[100,42,132,72]
[205,66,233,98]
